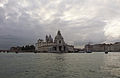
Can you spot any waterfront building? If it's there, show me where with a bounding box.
[35,30,74,52]
[85,43,111,52]
[111,42,120,52]
[85,42,120,52]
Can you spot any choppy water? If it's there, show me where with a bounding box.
[0,52,120,78]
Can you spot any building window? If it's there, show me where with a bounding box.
[59,40,61,44]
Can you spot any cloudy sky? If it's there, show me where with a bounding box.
[0,0,120,49]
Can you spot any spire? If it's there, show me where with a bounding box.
[49,34,51,38]
[46,35,49,43]
[57,30,61,35]
[49,35,53,43]
[46,35,48,38]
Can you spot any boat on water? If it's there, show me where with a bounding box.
[15,51,18,53]
[105,51,108,54]
[79,51,85,53]
[104,44,109,54]
[85,44,92,53]
[86,50,92,53]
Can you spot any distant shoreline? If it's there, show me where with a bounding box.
[0,51,120,53]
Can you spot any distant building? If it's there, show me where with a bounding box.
[10,46,22,52]
[111,42,120,52]
[35,30,74,52]
[85,42,120,52]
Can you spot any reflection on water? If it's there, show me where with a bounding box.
[0,53,120,78]
[102,53,120,78]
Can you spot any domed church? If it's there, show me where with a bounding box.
[35,30,74,52]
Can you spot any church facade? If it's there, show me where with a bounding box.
[35,30,74,52]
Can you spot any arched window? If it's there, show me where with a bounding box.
[59,40,61,43]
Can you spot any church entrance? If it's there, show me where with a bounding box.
[59,46,62,51]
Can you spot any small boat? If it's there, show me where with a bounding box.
[86,50,92,53]
[86,46,92,53]
[85,43,92,53]
[34,51,37,53]
[15,51,18,53]
[105,51,108,54]
[79,51,85,53]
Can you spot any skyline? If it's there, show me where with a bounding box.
[0,0,120,49]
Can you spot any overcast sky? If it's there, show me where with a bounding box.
[0,0,120,49]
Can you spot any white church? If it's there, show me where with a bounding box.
[35,30,74,52]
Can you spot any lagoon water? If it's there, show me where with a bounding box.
[0,52,120,78]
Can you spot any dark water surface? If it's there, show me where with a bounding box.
[0,52,120,78]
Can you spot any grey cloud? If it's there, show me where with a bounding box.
[0,0,120,49]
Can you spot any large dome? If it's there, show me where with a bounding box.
[55,30,63,39]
